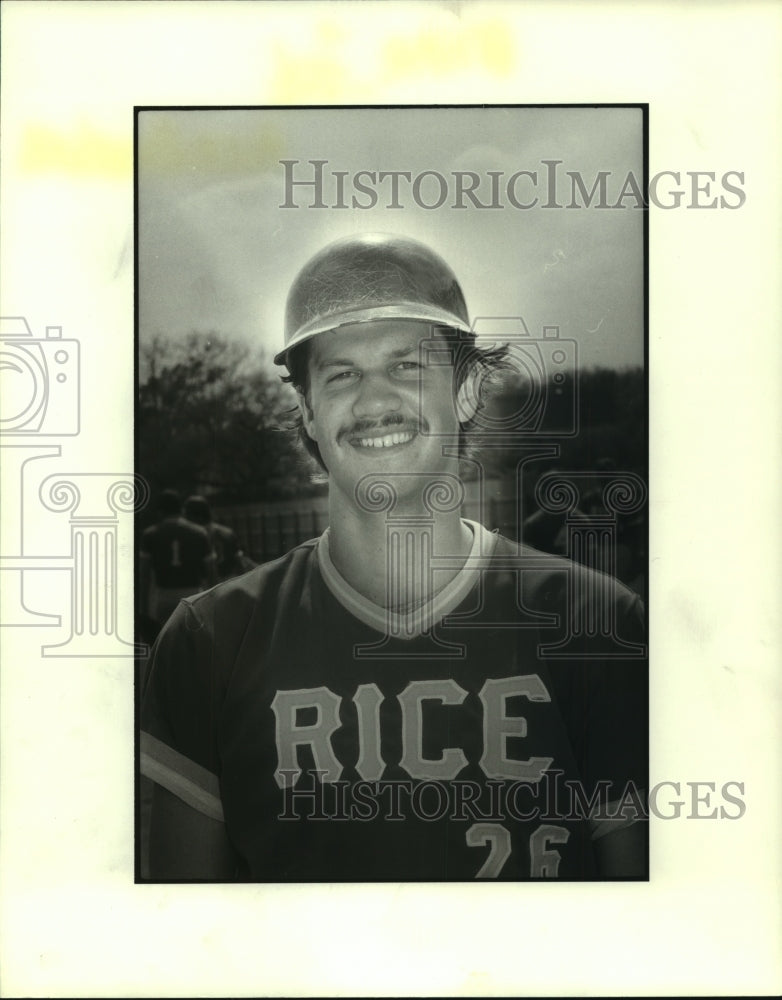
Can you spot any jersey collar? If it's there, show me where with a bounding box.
[316,519,498,639]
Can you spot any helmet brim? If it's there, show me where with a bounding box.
[274,303,472,367]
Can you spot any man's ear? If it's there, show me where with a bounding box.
[296,391,317,441]
[455,367,480,423]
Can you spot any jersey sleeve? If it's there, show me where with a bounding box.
[549,592,648,841]
[198,527,215,560]
[224,529,240,562]
[140,597,224,819]
[585,596,646,786]
[188,525,215,568]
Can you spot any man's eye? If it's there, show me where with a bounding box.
[394,361,422,373]
[328,371,356,384]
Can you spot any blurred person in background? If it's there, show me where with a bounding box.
[184,494,254,582]
[138,489,217,643]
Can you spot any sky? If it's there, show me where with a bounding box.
[137,106,645,371]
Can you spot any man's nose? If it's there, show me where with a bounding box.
[351,371,403,419]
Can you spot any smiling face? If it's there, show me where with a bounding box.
[297,320,475,509]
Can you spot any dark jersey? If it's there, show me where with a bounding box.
[141,522,647,881]
[205,521,242,580]
[140,517,212,588]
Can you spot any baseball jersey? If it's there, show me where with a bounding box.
[204,521,242,580]
[140,521,647,881]
[140,516,213,589]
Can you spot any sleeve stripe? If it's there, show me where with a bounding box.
[140,731,224,822]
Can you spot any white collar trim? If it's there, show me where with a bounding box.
[317,519,498,639]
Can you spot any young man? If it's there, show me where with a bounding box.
[138,489,217,642]
[183,494,253,582]
[140,233,647,881]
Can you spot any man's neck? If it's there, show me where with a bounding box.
[327,492,473,610]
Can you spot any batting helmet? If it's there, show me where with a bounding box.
[274,233,471,367]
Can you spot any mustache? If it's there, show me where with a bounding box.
[341,414,425,439]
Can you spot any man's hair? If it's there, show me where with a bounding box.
[280,328,509,471]
[184,494,212,525]
[158,489,181,516]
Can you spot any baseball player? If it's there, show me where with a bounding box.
[183,494,252,581]
[138,488,218,640]
[140,234,647,881]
